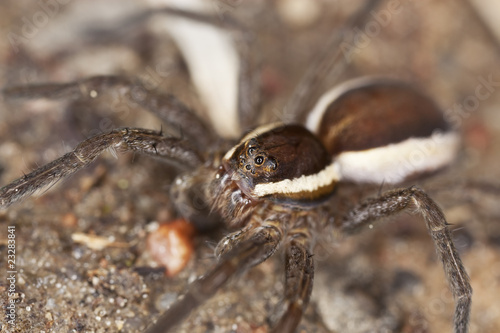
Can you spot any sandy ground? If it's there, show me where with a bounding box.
[1,1,500,332]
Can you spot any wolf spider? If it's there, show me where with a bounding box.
[0,2,472,333]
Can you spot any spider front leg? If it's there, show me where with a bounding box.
[340,186,472,333]
[213,219,315,333]
[272,229,314,333]
[3,75,215,146]
[0,128,202,208]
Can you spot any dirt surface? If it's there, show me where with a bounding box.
[1,1,500,333]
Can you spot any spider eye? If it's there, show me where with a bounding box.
[248,147,256,155]
[245,165,251,171]
[254,156,264,165]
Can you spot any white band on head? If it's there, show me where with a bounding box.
[252,162,340,197]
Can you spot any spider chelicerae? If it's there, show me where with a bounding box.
[0,1,475,333]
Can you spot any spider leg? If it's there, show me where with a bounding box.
[2,75,215,145]
[120,6,246,32]
[145,218,285,333]
[92,5,259,133]
[271,229,314,333]
[235,31,261,131]
[214,220,257,258]
[286,0,385,123]
[340,186,472,333]
[0,128,202,209]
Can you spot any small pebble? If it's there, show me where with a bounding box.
[147,219,196,277]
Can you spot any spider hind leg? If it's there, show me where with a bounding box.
[340,186,472,333]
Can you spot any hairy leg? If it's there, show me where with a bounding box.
[0,128,202,208]
[121,6,260,132]
[340,186,472,333]
[271,228,315,333]
[3,75,215,146]
[286,0,385,123]
[234,30,261,132]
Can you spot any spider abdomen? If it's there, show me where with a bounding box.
[307,78,460,184]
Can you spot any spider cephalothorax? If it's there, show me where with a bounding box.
[222,124,335,203]
[206,122,335,233]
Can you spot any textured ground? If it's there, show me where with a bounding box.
[1,1,500,333]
